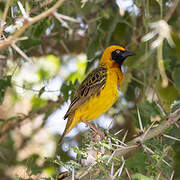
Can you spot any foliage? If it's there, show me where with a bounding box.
[0,0,180,179]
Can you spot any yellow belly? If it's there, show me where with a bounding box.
[75,85,118,121]
[66,69,119,133]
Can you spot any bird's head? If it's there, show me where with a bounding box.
[100,45,135,68]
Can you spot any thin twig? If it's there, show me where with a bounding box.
[0,0,65,50]
[53,12,80,23]
[0,0,10,36]
[60,40,70,54]
[11,43,32,62]
[164,0,179,22]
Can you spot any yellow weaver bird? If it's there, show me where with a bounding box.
[59,45,135,144]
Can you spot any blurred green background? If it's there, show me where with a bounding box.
[0,0,180,179]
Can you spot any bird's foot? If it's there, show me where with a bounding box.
[83,121,105,141]
[132,128,144,138]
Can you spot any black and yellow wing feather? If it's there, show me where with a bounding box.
[64,66,107,119]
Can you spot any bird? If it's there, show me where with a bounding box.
[59,45,135,144]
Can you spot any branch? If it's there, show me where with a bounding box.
[164,0,180,22]
[115,108,180,157]
[63,108,180,180]
[0,0,65,51]
[0,96,64,139]
[0,0,10,36]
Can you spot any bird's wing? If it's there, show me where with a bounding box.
[64,66,107,119]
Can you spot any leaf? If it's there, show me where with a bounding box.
[132,173,154,180]
[38,86,46,98]
[60,80,79,101]
[172,67,180,90]
[20,38,41,50]
[133,101,162,127]
[37,68,50,81]
[0,118,5,122]
[31,95,48,110]
[156,80,178,112]
[23,154,43,175]
[33,18,50,38]
[0,75,12,104]
[87,36,101,60]
[126,151,147,173]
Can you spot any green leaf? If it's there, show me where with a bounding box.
[60,79,79,101]
[132,173,154,180]
[38,86,46,98]
[157,80,179,112]
[33,19,50,38]
[31,95,48,110]
[0,118,5,122]
[22,154,43,175]
[126,151,147,173]
[20,38,41,50]
[0,75,12,104]
[172,67,180,90]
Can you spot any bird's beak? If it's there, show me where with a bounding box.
[123,50,136,58]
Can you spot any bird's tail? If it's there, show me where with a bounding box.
[58,115,76,144]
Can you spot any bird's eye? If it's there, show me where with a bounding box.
[115,49,122,54]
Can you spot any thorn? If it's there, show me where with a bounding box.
[17,1,29,19]
[142,144,155,154]
[142,144,171,167]
[11,43,33,63]
[110,162,114,177]
[72,167,75,180]
[142,121,156,140]
[175,122,179,128]
[155,102,167,117]
[114,129,124,136]
[122,130,128,143]
[163,134,180,142]
[118,156,125,176]
[125,168,132,180]
[170,171,174,180]
[107,150,116,165]
[137,107,144,132]
[115,138,128,147]
[162,159,171,167]
[156,172,161,180]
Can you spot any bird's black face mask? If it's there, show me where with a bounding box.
[111,49,135,66]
